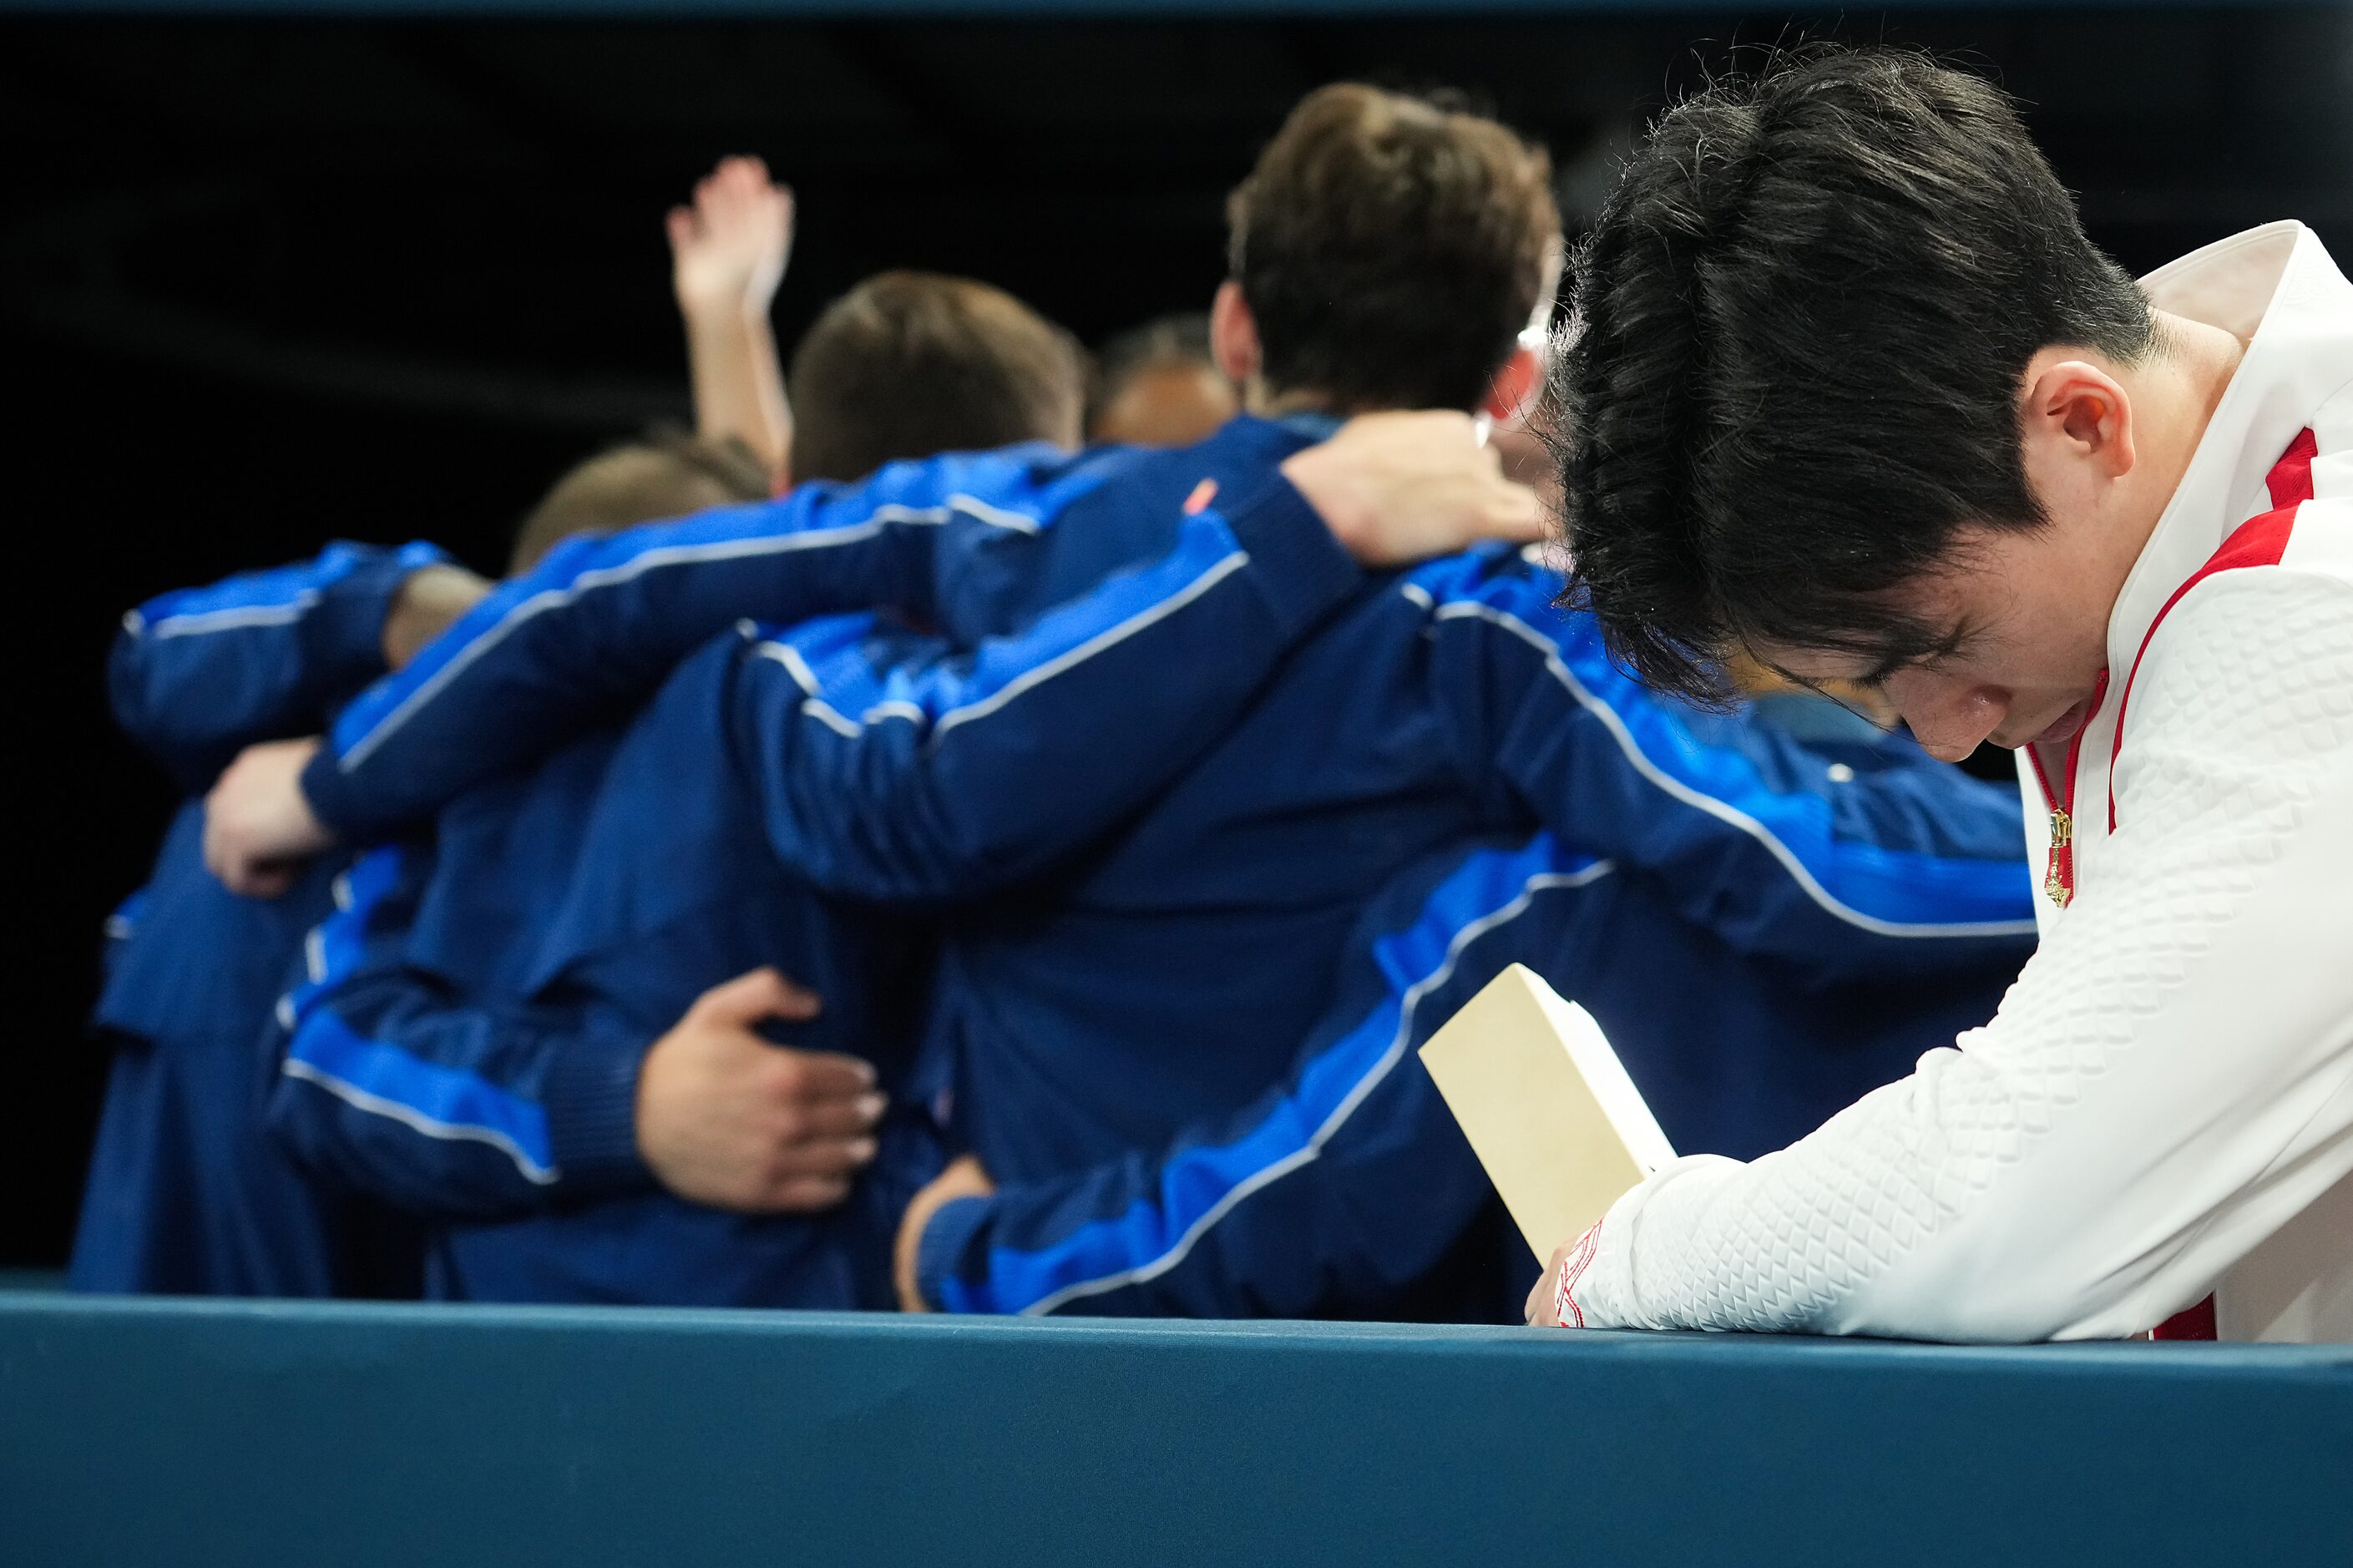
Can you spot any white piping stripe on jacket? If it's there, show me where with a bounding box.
[1433,600,2042,941]
[756,640,863,738]
[279,1058,560,1186]
[336,496,1039,772]
[928,551,1248,746]
[137,595,321,639]
[1020,857,1619,1316]
[746,549,1252,749]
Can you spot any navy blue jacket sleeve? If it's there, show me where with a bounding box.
[1418,555,2040,979]
[262,846,653,1219]
[301,446,1122,841]
[110,541,449,794]
[913,835,1610,1318]
[726,473,1363,900]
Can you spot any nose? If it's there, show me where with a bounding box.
[1886,670,2008,762]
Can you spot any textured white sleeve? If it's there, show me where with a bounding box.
[1570,560,2353,1342]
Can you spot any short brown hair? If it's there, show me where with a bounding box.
[787,271,1086,483]
[509,432,770,574]
[1086,312,1237,447]
[1227,84,1559,412]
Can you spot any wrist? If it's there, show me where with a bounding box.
[1277,445,1372,554]
[1219,469,1363,634]
[381,564,491,672]
[679,289,766,332]
[544,1029,657,1198]
[296,742,361,840]
[912,1193,994,1313]
[308,541,450,693]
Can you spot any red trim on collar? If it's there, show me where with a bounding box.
[2105,429,2315,832]
[2264,426,2320,510]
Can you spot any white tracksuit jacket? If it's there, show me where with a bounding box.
[1561,221,2353,1343]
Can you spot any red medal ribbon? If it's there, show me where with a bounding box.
[2023,671,2108,910]
[2027,427,2317,909]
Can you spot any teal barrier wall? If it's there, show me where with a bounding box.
[0,1,2324,14]
[2,1297,2346,1567]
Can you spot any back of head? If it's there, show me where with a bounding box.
[509,433,771,575]
[1087,312,1238,447]
[787,271,1086,484]
[1553,48,2156,706]
[1228,83,1561,413]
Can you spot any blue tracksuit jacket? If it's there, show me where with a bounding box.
[73,542,444,1296]
[915,810,2024,1320]
[283,416,2040,1314]
[261,616,939,1308]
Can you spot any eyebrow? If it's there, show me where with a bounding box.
[1855,621,1974,689]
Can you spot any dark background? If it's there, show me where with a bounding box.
[3,3,2347,1265]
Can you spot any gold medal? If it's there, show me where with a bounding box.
[2044,810,2073,907]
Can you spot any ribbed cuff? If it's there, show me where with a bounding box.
[914,1194,996,1313]
[540,1029,656,1199]
[1215,471,1362,636]
[297,742,368,839]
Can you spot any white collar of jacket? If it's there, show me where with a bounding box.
[2109,220,2353,673]
[2021,221,2353,938]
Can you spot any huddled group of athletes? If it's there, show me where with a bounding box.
[80,51,2348,1340]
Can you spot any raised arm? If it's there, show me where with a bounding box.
[725,473,1364,901]
[1423,554,2040,981]
[110,541,462,793]
[1546,570,2353,1341]
[668,155,794,483]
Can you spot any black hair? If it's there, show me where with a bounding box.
[1550,48,2155,706]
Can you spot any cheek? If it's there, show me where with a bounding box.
[1971,536,2113,680]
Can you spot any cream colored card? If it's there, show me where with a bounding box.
[1419,964,1675,1259]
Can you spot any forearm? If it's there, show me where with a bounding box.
[111,541,449,791]
[271,985,653,1221]
[1571,767,2353,1342]
[379,564,493,671]
[739,473,1360,900]
[264,846,653,1219]
[918,836,1607,1317]
[683,301,790,482]
[299,458,1057,842]
[1457,581,2037,977]
[921,1089,1492,1319]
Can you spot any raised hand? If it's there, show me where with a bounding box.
[634,967,886,1214]
[1279,409,1548,568]
[667,155,796,479]
[667,155,794,324]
